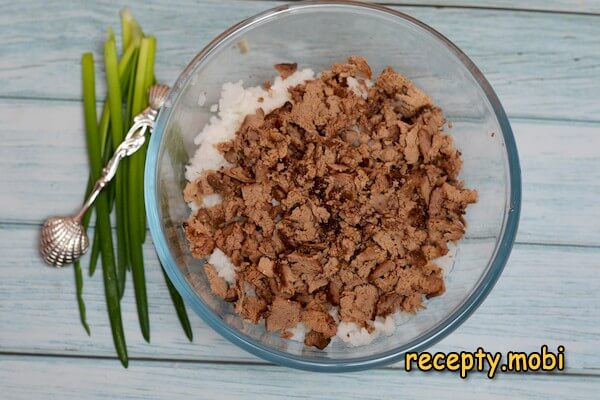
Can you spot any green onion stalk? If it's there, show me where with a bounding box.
[76,9,193,367]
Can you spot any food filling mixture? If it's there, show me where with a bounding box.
[183,56,477,349]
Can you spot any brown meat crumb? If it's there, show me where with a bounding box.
[274,63,298,79]
[301,310,337,337]
[266,297,301,331]
[204,263,235,301]
[185,56,477,349]
[257,257,275,278]
[340,284,378,325]
[304,330,331,350]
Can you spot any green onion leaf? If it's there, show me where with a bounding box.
[74,261,90,336]
[162,265,193,341]
[82,52,128,368]
[105,32,128,299]
[127,37,153,342]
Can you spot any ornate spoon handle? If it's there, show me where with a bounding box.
[74,85,170,221]
[39,84,170,267]
[74,116,151,221]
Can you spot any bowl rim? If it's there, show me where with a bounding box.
[145,0,522,372]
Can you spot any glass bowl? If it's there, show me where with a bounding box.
[144,0,521,372]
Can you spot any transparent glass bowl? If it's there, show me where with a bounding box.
[145,1,521,372]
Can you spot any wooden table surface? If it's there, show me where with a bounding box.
[1,0,599,398]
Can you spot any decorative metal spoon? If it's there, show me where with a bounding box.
[39,84,170,268]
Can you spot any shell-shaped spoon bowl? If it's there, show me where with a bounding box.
[39,216,89,268]
[148,84,170,110]
[38,84,168,268]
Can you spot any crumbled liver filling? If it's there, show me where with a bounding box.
[304,330,331,350]
[266,296,301,332]
[274,63,298,79]
[203,263,236,301]
[301,310,337,337]
[185,56,477,348]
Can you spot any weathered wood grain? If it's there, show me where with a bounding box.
[1,355,599,400]
[355,0,600,14]
[2,99,599,245]
[0,1,598,121]
[1,0,600,395]
[1,224,598,371]
[515,120,600,246]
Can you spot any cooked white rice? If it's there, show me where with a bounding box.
[207,248,236,284]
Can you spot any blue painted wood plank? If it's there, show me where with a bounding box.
[0,225,598,372]
[0,1,599,395]
[0,1,598,121]
[360,0,600,14]
[1,355,599,400]
[1,99,598,245]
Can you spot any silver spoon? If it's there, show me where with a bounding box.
[39,84,170,268]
